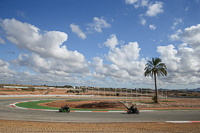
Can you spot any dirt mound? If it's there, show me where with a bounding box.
[76,101,122,109]
[40,100,126,110]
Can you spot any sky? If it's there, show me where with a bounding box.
[0,0,200,89]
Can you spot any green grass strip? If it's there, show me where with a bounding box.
[16,100,125,111]
[16,100,59,110]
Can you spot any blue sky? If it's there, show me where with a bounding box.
[0,0,200,89]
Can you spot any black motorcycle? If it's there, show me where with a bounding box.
[59,105,70,113]
[127,105,139,114]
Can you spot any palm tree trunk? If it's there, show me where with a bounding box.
[154,72,158,103]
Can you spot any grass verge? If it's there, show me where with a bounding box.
[16,100,59,110]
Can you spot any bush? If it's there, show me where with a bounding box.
[67,90,75,93]
[75,90,79,93]
[181,94,187,96]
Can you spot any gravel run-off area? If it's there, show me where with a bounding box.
[0,120,200,133]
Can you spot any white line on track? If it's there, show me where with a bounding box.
[166,121,192,123]
[166,121,200,123]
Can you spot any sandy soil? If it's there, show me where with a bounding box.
[0,120,199,133]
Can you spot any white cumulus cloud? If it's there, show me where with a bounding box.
[70,24,87,40]
[169,29,182,41]
[0,59,15,79]
[157,24,200,87]
[146,1,163,17]
[181,24,200,49]
[125,0,138,4]
[125,0,149,8]
[92,34,146,84]
[171,18,183,30]
[125,0,164,26]
[0,18,89,75]
[149,24,156,30]
[87,17,111,33]
[140,18,146,25]
[103,34,118,50]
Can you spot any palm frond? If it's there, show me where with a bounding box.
[157,63,167,69]
[144,57,167,77]
[144,68,152,77]
[154,58,162,66]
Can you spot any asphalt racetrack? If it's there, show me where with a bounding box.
[0,98,200,123]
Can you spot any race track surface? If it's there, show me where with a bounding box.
[0,98,200,123]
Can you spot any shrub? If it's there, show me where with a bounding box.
[67,90,75,93]
[181,94,187,96]
[75,90,79,93]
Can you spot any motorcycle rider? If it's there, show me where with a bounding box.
[63,104,69,110]
[129,104,135,110]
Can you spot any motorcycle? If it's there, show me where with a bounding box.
[59,105,70,113]
[127,105,139,114]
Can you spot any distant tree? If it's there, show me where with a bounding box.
[64,85,73,88]
[144,57,167,103]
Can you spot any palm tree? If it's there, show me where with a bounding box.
[144,57,167,103]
